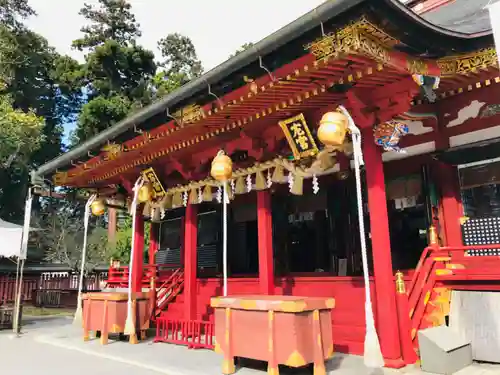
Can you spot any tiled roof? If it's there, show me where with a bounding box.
[422,0,497,35]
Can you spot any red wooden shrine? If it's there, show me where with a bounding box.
[32,0,500,369]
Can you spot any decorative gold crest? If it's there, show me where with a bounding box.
[173,104,205,125]
[102,143,122,161]
[53,171,68,185]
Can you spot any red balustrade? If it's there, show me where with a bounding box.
[154,269,184,317]
[154,318,214,349]
[107,263,179,288]
[406,243,500,348]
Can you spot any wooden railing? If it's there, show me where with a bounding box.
[154,318,214,349]
[154,269,184,317]
[407,244,500,346]
[0,274,103,306]
[0,278,38,303]
[107,263,179,288]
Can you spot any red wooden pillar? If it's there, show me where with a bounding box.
[362,130,403,367]
[257,190,274,295]
[184,202,198,320]
[438,162,463,247]
[131,208,145,293]
[148,222,160,314]
[149,222,160,265]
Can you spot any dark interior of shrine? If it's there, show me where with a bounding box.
[155,165,436,277]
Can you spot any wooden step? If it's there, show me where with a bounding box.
[445,264,465,270]
[435,269,453,276]
[432,257,451,262]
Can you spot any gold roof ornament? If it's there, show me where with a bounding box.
[53,171,69,185]
[173,104,205,126]
[101,143,122,161]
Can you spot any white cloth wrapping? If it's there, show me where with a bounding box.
[0,220,23,258]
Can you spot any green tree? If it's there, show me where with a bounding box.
[36,200,110,271]
[229,42,254,58]
[6,30,83,163]
[83,40,155,101]
[71,0,156,144]
[75,94,131,141]
[0,0,35,30]
[0,4,83,221]
[157,33,203,79]
[0,94,44,167]
[72,0,141,51]
[108,216,149,263]
[152,33,203,99]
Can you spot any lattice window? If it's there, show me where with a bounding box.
[462,217,500,257]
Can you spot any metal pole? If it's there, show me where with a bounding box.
[73,195,95,326]
[13,188,33,335]
[223,183,228,297]
[12,257,20,331]
[13,259,25,335]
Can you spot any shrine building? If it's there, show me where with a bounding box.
[32,0,500,368]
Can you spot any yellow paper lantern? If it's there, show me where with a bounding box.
[210,150,233,182]
[317,111,348,147]
[91,199,106,216]
[138,183,153,203]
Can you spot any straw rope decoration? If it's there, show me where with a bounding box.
[145,148,348,218]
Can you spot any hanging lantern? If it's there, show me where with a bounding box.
[210,150,233,182]
[138,183,153,203]
[317,111,349,147]
[373,120,409,152]
[90,199,106,216]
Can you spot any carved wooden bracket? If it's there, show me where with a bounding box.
[165,157,193,180]
[345,78,420,127]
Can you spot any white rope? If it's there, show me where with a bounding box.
[338,105,384,368]
[73,193,97,326]
[13,188,33,335]
[124,176,144,335]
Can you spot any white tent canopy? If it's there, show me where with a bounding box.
[0,218,24,258]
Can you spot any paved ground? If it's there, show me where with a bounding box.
[1,316,498,375]
[0,317,161,375]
